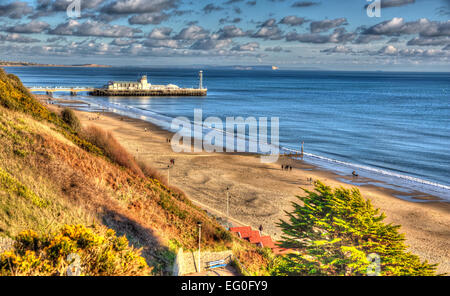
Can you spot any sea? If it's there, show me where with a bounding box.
[5,66,450,201]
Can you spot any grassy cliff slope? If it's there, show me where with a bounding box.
[0,68,269,275]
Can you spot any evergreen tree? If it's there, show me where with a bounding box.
[272,181,437,276]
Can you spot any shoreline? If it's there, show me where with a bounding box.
[40,96,450,274]
[1,64,111,68]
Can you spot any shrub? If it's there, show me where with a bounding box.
[60,108,81,133]
[272,181,438,276]
[81,125,144,177]
[0,224,151,276]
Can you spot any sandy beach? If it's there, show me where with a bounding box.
[41,97,449,274]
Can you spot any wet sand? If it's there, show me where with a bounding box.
[41,97,450,274]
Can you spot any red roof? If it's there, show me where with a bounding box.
[230,226,251,233]
[230,226,252,239]
[248,231,262,243]
[259,236,275,248]
[230,226,287,252]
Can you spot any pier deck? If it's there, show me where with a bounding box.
[28,87,94,93]
[90,88,207,96]
[28,87,207,97]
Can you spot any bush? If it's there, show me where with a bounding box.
[0,224,151,276]
[81,125,144,177]
[272,181,438,276]
[60,108,81,133]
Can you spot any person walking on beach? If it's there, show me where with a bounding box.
[258,224,263,235]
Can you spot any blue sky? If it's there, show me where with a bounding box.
[0,0,449,70]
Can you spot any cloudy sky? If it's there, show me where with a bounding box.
[0,0,449,70]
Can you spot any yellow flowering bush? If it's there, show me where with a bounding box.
[0,225,151,276]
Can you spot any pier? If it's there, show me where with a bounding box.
[90,88,207,96]
[28,87,94,96]
[28,86,207,97]
[28,71,207,97]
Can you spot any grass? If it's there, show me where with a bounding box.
[81,125,144,178]
[0,68,271,275]
[0,167,48,208]
[0,108,93,238]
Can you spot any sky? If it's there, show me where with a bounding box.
[0,0,449,70]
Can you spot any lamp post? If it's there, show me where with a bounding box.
[226,187,230,223]
[197,221,202,272]
[167,165,170,186]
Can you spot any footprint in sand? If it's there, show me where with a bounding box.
[190,173,211,185]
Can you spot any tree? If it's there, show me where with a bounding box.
[272,181,437,276]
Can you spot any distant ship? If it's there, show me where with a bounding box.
[272,66,279,70]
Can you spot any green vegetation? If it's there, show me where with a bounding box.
[0,224,150,276]
[0,69,102,156]
[61,108,81,133]
[0,167,48,208]
[271,181,438,276]
[3,68,434,276]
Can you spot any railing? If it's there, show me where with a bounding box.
[230,254,251,276]
[27,87,94,92]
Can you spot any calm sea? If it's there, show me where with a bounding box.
[6,67,450,200]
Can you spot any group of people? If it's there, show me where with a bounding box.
[281,164,293,171]
[88,113,101,121]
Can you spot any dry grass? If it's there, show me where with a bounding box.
[0,75,271,274]
[137,160,167,184]
[81,125,144,178]
[0,105,249,273]
[0,108,93,237]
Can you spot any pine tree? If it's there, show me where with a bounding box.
[272,181,438,276]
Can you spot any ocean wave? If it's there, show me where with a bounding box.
[281,145,450,195]
[74,96,450,200]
